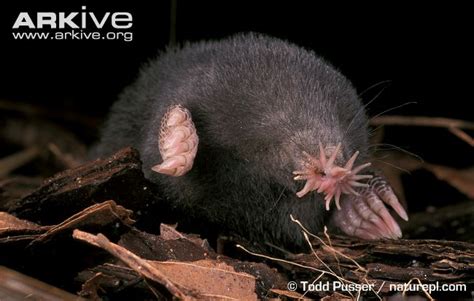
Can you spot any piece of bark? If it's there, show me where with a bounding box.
[9,147,162,226]
[0,200,134,246]
[79,272,113,301]
[0,212,50,237]
[320,292,354,301]
[235,218,474,299]
[118,228,214,262]
[78,226,288,299]
[160,223,213,251]
[76,263,169,300]
[30,200,134,245]
[286,234,474,298]
[269,288,311,300]
[0,266,86,301]
[123,225,289,294]
[0,177,43,211]
[402,200,474,242]
[73,229,258,300]
[0,200,139,300]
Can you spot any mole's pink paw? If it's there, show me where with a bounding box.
[151,104,199,176]
[293,142,373,210]
[331,175,408,240]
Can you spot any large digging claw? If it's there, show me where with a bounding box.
[151,104,199,177]
[331,174,408,240]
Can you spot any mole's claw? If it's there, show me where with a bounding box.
[151,155,186,175]
[365,190,402,238]
[331,196,389,240]
[352,195,394,238]
[368,175,408,221]
[152,104,199,177]
[331,177,405,240]
[384,192,408,221]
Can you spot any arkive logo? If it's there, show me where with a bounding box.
[12,6,133,29]
[11,6,134,42]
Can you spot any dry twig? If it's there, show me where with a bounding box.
[370,115,474,147]
[0,147,40,177]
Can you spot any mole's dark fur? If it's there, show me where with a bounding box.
[93,33,370,249]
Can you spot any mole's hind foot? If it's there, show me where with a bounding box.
[151,104,199,176]
[330,174,408,240]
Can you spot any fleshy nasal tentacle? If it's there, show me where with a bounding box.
[293,142,373,210]
[294,143,408,240]
[151,104,199,177]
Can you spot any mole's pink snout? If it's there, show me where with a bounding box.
[293,142,409,240]
[293,142,373,210]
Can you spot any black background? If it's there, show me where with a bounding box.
[1,2,473,209]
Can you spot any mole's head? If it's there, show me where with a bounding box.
[284,125,408,240]
[272,94,372,212]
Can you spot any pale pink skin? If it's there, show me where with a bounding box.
[293,143,408,239]
[151,105,199,177]
[293,142,372,211]
[152,104,408,240]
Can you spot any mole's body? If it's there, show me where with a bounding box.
[93,34,407,249]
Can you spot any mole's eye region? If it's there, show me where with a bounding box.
[292,142,373,210]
